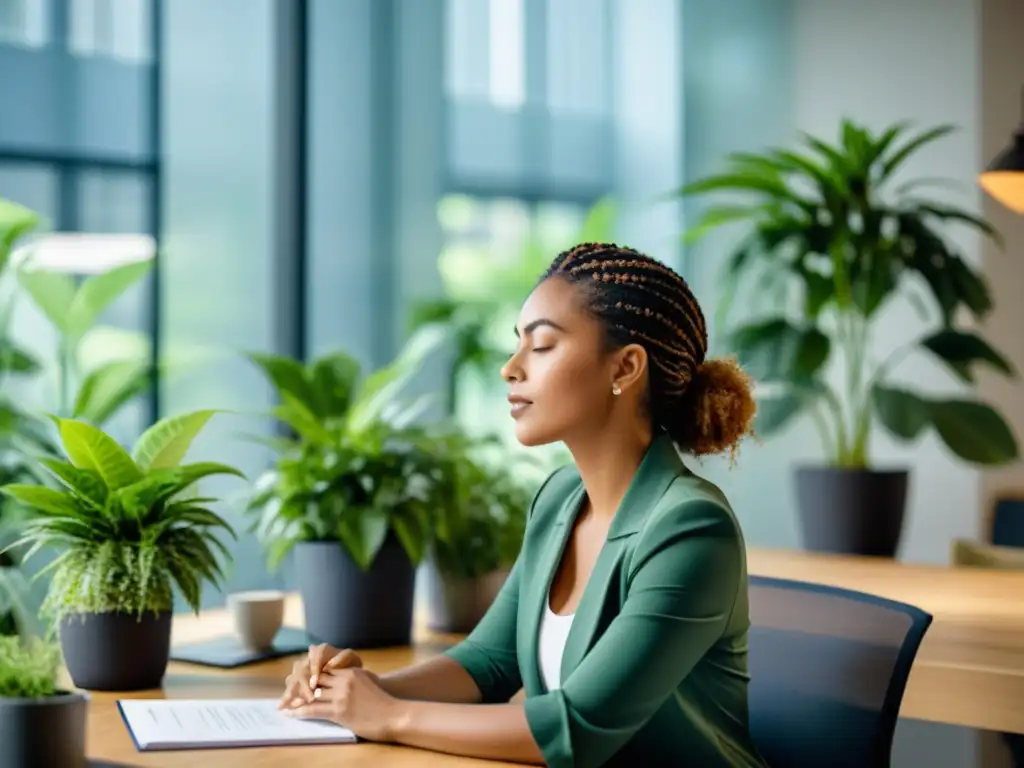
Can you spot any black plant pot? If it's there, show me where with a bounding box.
[0,690,88,767]
[424,560,509,634]
[295,535,416,648]
[795,467,909,557]
[59,611,172,691]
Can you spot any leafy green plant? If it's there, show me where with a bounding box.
[247,328,455,572]
[0,411,243,623]
[0,635,61,698]
[411,197,617,417]
[16,258,156,425]
[679,119,1018,468]
[430,433,538,581]
[0,199,64,635]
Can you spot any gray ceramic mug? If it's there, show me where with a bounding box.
[228,590,285,651]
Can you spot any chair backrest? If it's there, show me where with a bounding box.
[747,575,933,768]
[991,496,1024,548]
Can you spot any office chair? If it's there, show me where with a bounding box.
[747,575,933,768]
[991,496,1024,548]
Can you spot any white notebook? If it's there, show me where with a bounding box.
[117,698,358,751]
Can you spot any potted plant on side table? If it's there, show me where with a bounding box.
[246,331,451,648]
[678,119,1019,557]
[0,410,243,690]
[0,634,87,767]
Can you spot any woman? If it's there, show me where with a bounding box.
[279,242,767,767]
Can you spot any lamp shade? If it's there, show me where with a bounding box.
[11,233,156,275]
[979,130,1024,214]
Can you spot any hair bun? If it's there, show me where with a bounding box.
[666,356,757,459]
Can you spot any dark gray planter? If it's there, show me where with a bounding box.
[424,561,509,633]
[0,689,88,767]
[60,610,172,691]
[795,467,909,557]
[295,534,415,648]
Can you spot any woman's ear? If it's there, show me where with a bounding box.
[611,343,648,394]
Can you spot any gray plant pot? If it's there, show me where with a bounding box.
[795,466,909,557]
[295,534,415,648]
[0,689,88,767]
[59,610,172,691]
[424,561,510,634]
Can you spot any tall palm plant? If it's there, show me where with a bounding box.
[679,120,1017,469]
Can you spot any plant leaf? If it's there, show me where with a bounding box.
[38,459,108,507]
[132,409,219,470]
[920,330,1014,384]
[755,391,806,437]
[929,399,1019,465]
[246,352,318,414]
[730,318,830,382]
[52,417,143,490]
[336,507,389,572]
[66,260,153,339]
[73,358,152,426]
[0,484,82,517]
[16,268,77,333]
[872,385,931,441]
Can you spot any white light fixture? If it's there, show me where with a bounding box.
[11,233,156,275]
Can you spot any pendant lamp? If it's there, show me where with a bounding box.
[979,86,1024,214]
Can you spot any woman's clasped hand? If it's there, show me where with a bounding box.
[278,642,405,742]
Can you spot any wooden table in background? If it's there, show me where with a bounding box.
[749,548,1024,736]
[84,548,1024,765]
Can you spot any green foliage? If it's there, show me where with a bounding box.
[0,635,61,698]
[246,328,457,572]
[16,252,155,424]
[430,433,538,580]
[0,412,242,622]
[411,197,618,416]
[679,120,1017,468]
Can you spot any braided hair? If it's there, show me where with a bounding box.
[544,242,756,458]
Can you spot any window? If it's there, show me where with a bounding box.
[445,0,525,109]
[0,0,48,48]
[437,194,586,461]
[70,0,153,63]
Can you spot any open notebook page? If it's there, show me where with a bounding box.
[117,698,357,751]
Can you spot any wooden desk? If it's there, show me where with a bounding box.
[84,600,516,767]
[749,548,1024,735]
[86,547,1024,764]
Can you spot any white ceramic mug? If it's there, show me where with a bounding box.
[228,590,285,651]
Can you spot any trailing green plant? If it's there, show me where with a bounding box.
[246,328,455,572]
[0,635,61,698]
[0,411,243,624]
[430,433,538,581]
[678,119,1018,468]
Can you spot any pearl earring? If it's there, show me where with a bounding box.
[612,383,622,396]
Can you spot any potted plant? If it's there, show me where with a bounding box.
[0,199,63,635]
[678,119,1018,556]
[0,634,87,767]
[424,433,536,633]
[246,329,452,648]
[0,410,243,690]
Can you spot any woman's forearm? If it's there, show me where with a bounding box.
[375,655,483,704]
[388,700,545,765]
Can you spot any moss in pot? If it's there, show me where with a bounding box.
[1,410,243,691]
[0,634,88,767]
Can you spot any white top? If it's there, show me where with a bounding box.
[538,598,575,691]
